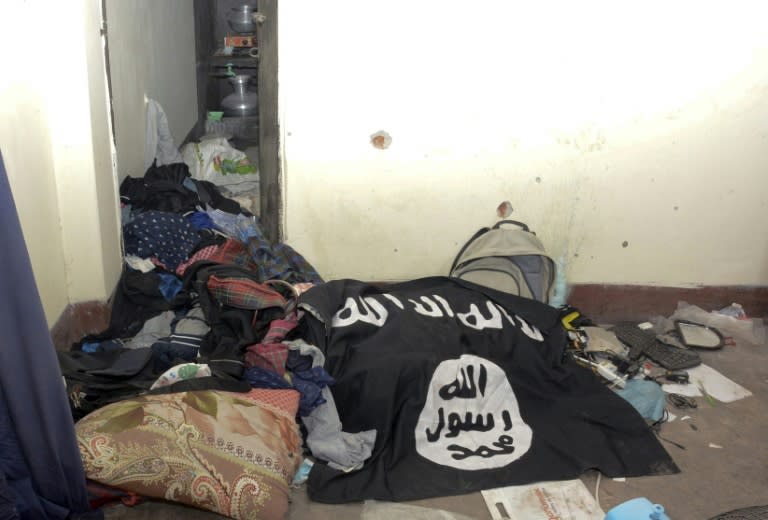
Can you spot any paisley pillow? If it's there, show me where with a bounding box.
[76,389,302,520]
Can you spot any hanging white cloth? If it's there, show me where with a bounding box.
[144,98,183,169]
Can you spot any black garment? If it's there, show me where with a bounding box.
[298,277,678,503]
[143,162,190,185]
[193,179,245,215]
[58,348,161,420]
[121,162,199,213]
[150,341,198,371]
[60,341,252,421]
[76,268,187,348]
[120,162,248,216]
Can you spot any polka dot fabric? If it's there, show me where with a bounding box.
[123,210,200,270]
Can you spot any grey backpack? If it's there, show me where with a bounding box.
[449,220,556,303]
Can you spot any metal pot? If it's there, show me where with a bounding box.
[227,5,257,33]
[221,75,258,117]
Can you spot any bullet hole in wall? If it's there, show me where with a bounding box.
[497,201,513,218]
[371,130,392,150]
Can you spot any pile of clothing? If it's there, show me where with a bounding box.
[60,162,329,418]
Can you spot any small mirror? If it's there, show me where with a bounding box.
[674,320,724,350]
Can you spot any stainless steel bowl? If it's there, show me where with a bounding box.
[228,5,257,33]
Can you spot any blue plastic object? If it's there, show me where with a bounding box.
[605,497,670,520]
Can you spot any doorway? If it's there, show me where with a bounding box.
[103,0,281,242]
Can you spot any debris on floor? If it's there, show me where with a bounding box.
[481,479,604,520]
[661,364,752,403]
[651,301,766,347]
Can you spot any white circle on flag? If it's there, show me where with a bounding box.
[415,354,533,470]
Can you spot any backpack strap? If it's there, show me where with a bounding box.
[449,226,490,274]
[493,220,533,233]
[451,220,537,274]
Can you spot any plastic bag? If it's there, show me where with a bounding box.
[652,301,766,346]
[717,303,747,319]
[180,137,259,194]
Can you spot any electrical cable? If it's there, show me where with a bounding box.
[666,393,698,409]
[652,408,669,428]
[655,432,687,450]
[651,409,687,450]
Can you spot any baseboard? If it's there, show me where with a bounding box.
[568,284,768,323]
[48,285,766,351]
[373,281,768,322]
[50,300,111,351]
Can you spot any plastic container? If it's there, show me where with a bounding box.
[605,497,670,520]
[717,303,747,320]
[221,74,258,117]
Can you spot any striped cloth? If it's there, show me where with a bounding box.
[247,237,323,284]
[206,275,287,310]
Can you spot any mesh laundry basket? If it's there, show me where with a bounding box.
[708,506,768,520]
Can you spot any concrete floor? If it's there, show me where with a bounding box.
[103,336,768,520]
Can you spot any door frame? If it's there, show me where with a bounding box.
[257,0,281,242]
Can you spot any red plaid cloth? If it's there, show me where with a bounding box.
[175,239,258,276]
[245,342,289,375]
[207,275,287,310]
[175,245,218,276]
[209,239,257,271]
[262,312,299,344]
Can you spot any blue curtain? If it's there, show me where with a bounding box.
[0,152,92,519]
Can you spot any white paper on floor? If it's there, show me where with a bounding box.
[481,479,604,520]
[661,363,752,403]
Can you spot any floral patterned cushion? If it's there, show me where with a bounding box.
[76,389,302,520]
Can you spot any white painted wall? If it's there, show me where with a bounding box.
[0,55,69,324]
[0,0,122,325]
[280,1,768,286]
[105,0,198,180]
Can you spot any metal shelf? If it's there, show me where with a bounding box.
[210,53,259,65]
